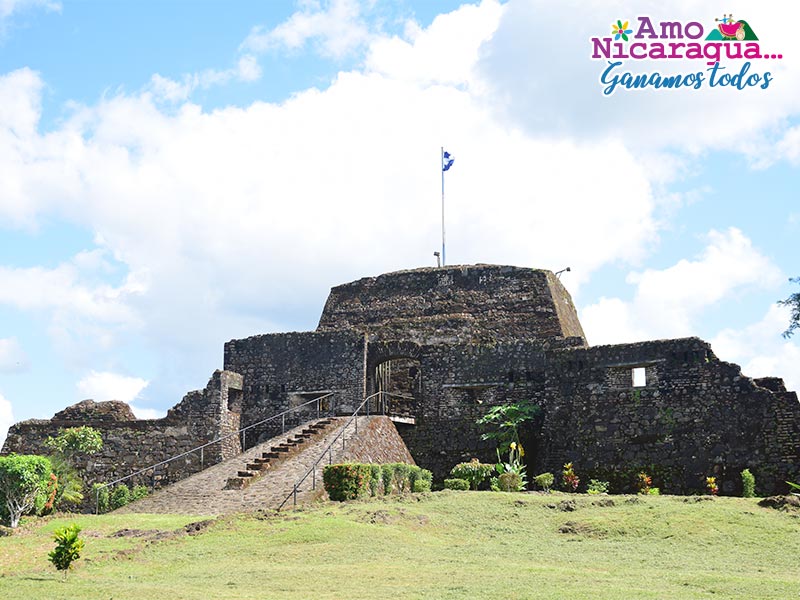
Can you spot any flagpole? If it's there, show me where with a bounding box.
[441,146,446,266]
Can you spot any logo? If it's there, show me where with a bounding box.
[590,14,781,95]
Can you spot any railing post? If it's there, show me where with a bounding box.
[95,488,99,515]
[200,447,204,471]
[282,413,285,434]
[317,399,320,420]
[293,484,298,507]
[312,466,316,490]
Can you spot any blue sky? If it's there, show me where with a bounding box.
[1,0,798,444]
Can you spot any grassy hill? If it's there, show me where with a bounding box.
[1,491,798,599]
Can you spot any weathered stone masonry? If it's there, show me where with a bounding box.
[3,264,798,495]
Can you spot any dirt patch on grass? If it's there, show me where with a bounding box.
[758,495,800,512]
[558,521,596,535]
[108,519,217,543]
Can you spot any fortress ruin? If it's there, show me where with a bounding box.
[4,264,799,495]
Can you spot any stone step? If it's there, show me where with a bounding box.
[272,446,290,453]
[237,470,255,478]
[246,463,269,471]
[263,452,280,459]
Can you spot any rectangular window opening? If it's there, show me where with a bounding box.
[632,367,647,388]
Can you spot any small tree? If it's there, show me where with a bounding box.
[45,426,103,459]
[49,523,84,578]
[0,454,52,527]
[476,401,541,454]
[779,277,800,338]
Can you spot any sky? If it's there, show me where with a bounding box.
[0,0,798,446]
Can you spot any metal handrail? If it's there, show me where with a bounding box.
[95,391,336,512]
[277,391,386,510]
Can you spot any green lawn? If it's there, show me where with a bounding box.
[1,491,798,599]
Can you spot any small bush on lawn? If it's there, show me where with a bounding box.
[444,478,470,491]
[131,485,149,501]
[109,484,131,510]
[587,479,609,495]
[381,464,394,495]
[49,523,84,578]
[410,468,432,493]
[741,469,756,498]
[562,463,579,492]
[323,464,372,501]
[533,472,554,492]
[497,472,522,492]
[450,459,494,490]
[649,487,661,495]
[369,465,381,497]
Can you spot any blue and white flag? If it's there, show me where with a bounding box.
[442,150,454,172]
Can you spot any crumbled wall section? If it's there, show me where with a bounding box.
[1,370,243,496]
[338,417,416,465]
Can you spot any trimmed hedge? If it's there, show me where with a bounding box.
[323,463,432,501]
[444,478,470,491]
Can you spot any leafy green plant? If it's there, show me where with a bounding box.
[562,462,579,492]
[497,472,523,492]
[0,454,52,527]
[323,464,372,501]
[48,523,84,578]
[494,442,528,489]
[741,469,755,498]
[131,484,149,501]
[381,464,393,495]
[369,465,381,497]
[648,487,661,495]
[393,463,411,492]
[444,478,470,491]
[706,476,718,496]
[45,427,103,459]
[451,459,494,490]
[587,479,609,495]
[109,483,131,510]
[476,401,541,454]
[410,468,432,493]
[787,481,800,493]
[533,472,554,492]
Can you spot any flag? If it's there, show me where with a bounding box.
[442,150,454,172]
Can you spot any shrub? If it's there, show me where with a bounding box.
[648,487,661,495]
[393,463,412,492]
[0,454,52,528]
[533,472,554,492]
[450,459,494,490]
[131,485,149,501]
[637,472,652,495]
[587,479,609,495]
[92,483,110,513]
[109,484,131,510]
[706,476,718,496]
[444,478,470,491]
[741,469,755,498]
[323,464,372,501]
[497,472,523,492]
[562,462,579,492]
[48,523,84,578]
[410,468,432,493]
[381,464,394,495]
[369,465,381,497]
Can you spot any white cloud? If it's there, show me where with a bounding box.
[148,54,262,103]
[712,304,800,392]
[0,0,59,20]
[0,392,13,449]
[0,337,29,373]
[76,370,148,403]
[581,228,783,344]
[241,0,374,59]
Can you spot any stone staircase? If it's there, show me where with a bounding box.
[224,418,336,490]
[117,417,368,515]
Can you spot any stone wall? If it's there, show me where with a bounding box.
[1,370,243,495]
[535,338,800,495]
[318,264,587,344]
[223,330,366,448]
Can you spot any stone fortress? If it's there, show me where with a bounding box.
[3,264,799,495]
